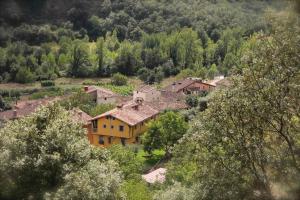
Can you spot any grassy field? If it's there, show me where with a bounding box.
[0,77,146,99]
[0,76,179,102]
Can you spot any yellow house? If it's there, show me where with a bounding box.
[87,101,159,147]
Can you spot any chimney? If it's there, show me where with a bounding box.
[84,86,89,92]
[13,110,17,119]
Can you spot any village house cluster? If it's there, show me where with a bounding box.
[84,77,224,147]
[0,77,227,147]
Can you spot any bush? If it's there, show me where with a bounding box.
[15,68,35,83]
[88,104,115,117]
[0,96,12,111]
[111,73,128,86]
[199,98,208,112]
[186,95,199,107]
[41,80,55,87]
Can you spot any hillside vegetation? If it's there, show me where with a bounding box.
[0,1,299,200]
[0,0,286,85]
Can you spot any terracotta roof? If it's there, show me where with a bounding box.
[91,102,159,126]
[136,85,157,93]
[163,79,195,92]
[142,168,166,184]
[145,91,188,111]
[163,78,215,93]
[86,86,117,98]
[70,108,92,125]
[0,99,50,121]
[0,95,68,121]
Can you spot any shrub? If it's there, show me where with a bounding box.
[199,98,208,112]
[41,80,55,87]
[0,96,12,111]
[111,73,128,86]
[88,104,115,117]
[186,95,199,107]
[15,68,35,83]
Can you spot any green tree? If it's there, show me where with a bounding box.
[0,104,122,199]
[68,41,92,77]
[185,95,199,108]
[109,145,143,178]
[44,160,122,200]
[207,63,218,79]
[154,182,197,200]
[114,41,141,76]
[96,37,105,76]
[170,12,300,200]
[111,73,128,86]
[143,111,188,155]
[15,67,35,83]
[120,178,152,200]
[0,95,11,111]
[59,91,96,114]
[179,28,204,69]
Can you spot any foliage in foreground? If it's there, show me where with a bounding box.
[143,111,188,155]
[167,12,300,200]
[0,104,122,199]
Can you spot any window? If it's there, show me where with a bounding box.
[119,125,124,132]
[103,124,106,128]
[104,97,107,100]
[112,117,115,120]
[111,125,114,129]
[92,120,98,132]
[98,136,105,145]
[135,136,139,143]
[121,138,126,146]
[108,137,112,144]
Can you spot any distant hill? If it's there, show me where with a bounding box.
[0,0,286,34]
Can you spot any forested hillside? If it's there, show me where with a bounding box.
[0,0,287,84]
[0,1,299,200]
[0,0,284,39]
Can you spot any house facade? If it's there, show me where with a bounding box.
[87,101,159,147]
[84,86,118,104]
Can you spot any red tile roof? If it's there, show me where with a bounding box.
[0,99,50,121]
[163,78,215,93]
[91,102,159,126]
[136,85,157,93]
[163,79,195,92]
[0,96,67,121]
[145,91,188,111]
[70,108,92,125]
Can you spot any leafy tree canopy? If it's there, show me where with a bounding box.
[0,104,122,199]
